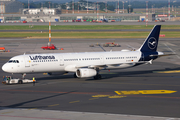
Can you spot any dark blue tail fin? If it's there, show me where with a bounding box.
[138,25,161,52]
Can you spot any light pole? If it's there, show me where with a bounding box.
[168,0,170,20]
[146,1,148,27]
[87,0,88,14]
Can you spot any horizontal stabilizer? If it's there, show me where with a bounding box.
[149,54,176,57]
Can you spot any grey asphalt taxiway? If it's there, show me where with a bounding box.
[0,38,180,120]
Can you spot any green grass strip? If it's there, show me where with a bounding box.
[0,25,180,30]
[0,31,179,38]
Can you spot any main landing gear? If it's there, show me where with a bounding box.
[74,73,78,78]
[93,74,102,80]
[93,68,101,80]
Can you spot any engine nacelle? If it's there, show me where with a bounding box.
[76,68,97,78]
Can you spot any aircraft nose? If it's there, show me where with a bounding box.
[2,64,8,72]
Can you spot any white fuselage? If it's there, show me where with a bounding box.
[2,51,141,74]
[2,25,164,79]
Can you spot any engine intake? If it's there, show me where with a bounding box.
[76,68,97,78]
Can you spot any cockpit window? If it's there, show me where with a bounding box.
[8,60,19,63]
[8,60,13,63]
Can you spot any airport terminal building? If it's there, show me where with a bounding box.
[58,13,155,22]
[2,12,155,22]
[0,1,155,23]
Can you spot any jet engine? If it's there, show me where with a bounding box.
[76,68,97,78]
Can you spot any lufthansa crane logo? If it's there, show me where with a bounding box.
[148,37,157,49]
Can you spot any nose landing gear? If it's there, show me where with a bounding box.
[22,73,26,79]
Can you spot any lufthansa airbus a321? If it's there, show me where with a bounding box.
[2,25,170,79]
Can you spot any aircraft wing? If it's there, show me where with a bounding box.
[76,64,107,69]
[75,61,146,70]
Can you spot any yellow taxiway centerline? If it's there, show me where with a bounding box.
[48,104,59,107]
[153,70,180,73]
[69,100,80,103]
[115,90,177,95]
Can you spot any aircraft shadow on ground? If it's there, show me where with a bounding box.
[0,91,76,109]
[36,67,180,81]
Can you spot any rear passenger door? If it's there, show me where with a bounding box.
[59,56,64,66]
[24,56,30,67]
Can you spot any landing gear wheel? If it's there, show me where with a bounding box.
[74,73,78,78]
[93,74,101,80]
[98,74,102,79]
